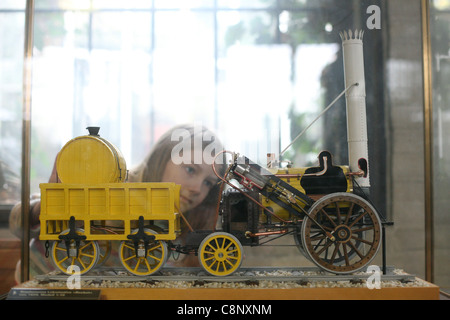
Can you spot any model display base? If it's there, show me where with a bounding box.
[9,266,439,300]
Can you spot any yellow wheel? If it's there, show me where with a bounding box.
[198,232,243,276]
[119,229,167,276]
[51,229,100,275]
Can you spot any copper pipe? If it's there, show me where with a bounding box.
[246,230,288,238]
[346,170,365,177]
[275,156,330,179]
[213,161,232,231]
[175,204,194,232]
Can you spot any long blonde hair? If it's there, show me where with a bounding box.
[129,124,226,231]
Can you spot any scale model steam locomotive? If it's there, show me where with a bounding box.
[39,30,385,277]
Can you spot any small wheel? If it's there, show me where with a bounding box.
[301,193,382,274]
[51,229,100,275]
[198,232,243,276]
[119,229,167,276]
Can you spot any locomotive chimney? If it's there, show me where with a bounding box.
[340,30,370,190]
[87,126,100,136]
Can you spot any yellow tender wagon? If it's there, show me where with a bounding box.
[39,127,181,276]
[40,182,181,276]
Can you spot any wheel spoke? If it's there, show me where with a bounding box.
[349,210,368,228]
[123,243,135,250]
[143,258,151,272]
[310,233,327,242]
[352,225,374,233]
[347,241,364,259]
[344,203,355,225]
[79,251,95,259]
[133,258,141,272]
[224,241,232,251]
[351,235,374,246]
[123,254,136,262]
[316,240,334,256]
[58,255,69,264]
[342,243,350,266]
[329,242,341,264]
[77,257,87,269]
[313,238,325,251]
[320,208,337,227]
[147,253,162,262]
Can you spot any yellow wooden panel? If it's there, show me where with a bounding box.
[45,189,65,216]
[110,188,126,216]
[150,188,170,214]
[69,188,85,215]
[89,188,107,215]
[130,188,147,215]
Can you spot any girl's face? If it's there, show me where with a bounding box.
[161,160,218,212]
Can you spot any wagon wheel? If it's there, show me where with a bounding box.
[51,229,100,275]
[119,229,168,276]
[301,193,382,274]
[198,232,243,276]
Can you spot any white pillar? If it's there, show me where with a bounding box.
[340,30,370,188]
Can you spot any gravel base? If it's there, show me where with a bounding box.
[20,268,433,290]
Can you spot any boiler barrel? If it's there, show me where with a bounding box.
[56,130,127,184]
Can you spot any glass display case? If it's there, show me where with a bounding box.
[429,0,450,292]
[0,0,448,297]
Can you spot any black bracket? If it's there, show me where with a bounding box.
[127,216,156,258]
[58,216,86,258]
[381,221,394,275]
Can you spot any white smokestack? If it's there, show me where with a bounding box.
[340,29,370,188]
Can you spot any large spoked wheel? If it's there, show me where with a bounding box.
[51,229,100,275]
[301,193,382,274]
[119,229,168,276]
[198,232,243,276]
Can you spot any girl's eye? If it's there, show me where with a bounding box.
[185,166,195,174]
[203,179,215,189]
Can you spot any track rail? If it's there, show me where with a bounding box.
[35,266,416,285]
